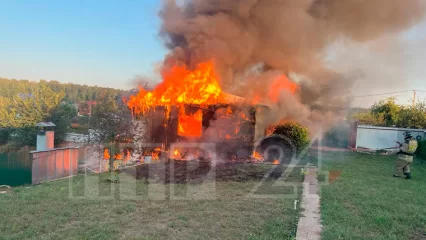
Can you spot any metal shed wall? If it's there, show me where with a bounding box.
[356,125,426,150]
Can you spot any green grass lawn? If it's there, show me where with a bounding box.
[0,163,304,240]
[319,151,426,240]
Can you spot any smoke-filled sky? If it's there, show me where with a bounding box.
[1,0,426,107]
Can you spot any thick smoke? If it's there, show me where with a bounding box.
[159,0,426,134]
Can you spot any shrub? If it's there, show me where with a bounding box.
[49,103,78,144]
[415,140,426,161]
[273,122,310,154]
[8,127,38,147]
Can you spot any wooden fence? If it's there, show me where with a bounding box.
[0,147,80,186]
[31,148,79,185]
[0,148,32,186]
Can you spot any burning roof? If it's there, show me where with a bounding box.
[127,61,222,116]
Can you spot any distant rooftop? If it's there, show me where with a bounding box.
[35,122,56,127]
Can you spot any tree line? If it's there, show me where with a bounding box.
[350,97,426,129]
[0,78,126,149]
[0,78,122,104]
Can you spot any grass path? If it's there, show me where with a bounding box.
[319,152,426,240]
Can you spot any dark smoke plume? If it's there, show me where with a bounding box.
[159,0,426,133]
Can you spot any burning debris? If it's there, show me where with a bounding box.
[151,151,160,161]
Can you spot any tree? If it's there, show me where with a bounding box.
[351,97,426,129]
[0,77,124,104]
[0,84,71,147]
[0,84,65,128]
[370,97,401,127]
[351,111,385,126]
[397,102,426,129]
[0,78,127,147]
[89,91,136,178]
[90,92,135,144]
[49,103,78,144]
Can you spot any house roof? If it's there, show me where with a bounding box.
[220,92,270,108]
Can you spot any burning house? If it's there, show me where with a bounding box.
[126,61,279,161]
[123,0,426,163]
[139,103,264,158]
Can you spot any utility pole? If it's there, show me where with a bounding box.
[413,90,417,108]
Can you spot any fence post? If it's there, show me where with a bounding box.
[54,151,57,180]
[69,149,72,176]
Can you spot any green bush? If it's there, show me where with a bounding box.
[9,127,38,147]
[273,122,310,154]
[415,140,426,161]
[49,103,78,144]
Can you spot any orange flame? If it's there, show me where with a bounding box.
[178,109,203,137]
[103,148,110,160]
[114,153,123,160]
[272,160,280,165]
[124,150,131,163]
[240,112,249,121]
[269,75,298,102]
[253,151,263,161]
[152,152,160,161]
[127,61,222,115]
[173,149,183,160]
[226,106,233,115]
[252,95,261,105]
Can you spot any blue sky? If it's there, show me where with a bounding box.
[1,0,426,106]
[0,0,167,89]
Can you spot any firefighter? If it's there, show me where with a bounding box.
[393,132,418,179]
